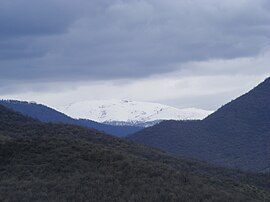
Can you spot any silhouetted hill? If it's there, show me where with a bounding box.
[0,100,142,137]
[1,104,270,201]
[129,78,270,172]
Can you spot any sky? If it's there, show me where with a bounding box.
[0,0,270,110]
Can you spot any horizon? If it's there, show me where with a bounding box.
[1,0,270,110]
[0,76,269,112]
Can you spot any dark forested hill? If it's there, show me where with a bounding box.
[129,77,270,172]
[0,100,142,137]
[1,104,270,201]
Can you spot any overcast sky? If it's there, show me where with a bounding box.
[0,0,270,110]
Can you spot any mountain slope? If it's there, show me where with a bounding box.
[1,105,270,201]
[129,77,270,172]
[60,99,212,126]
[0,100,142,137]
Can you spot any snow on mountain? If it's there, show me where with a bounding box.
[59,99,213,127]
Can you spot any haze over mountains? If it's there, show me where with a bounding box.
[129,77,270,172]
[60,99,212,127]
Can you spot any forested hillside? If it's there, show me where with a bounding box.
[1,105,270,201]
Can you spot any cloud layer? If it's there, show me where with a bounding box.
[1,0,270,110]
[1,0,270,82]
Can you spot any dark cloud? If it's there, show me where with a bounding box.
[0,0,270,82]
[0,0,81,37]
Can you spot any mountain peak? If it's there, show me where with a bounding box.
[254,77,270,90]
[59,99,213,125]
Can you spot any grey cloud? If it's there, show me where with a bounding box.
[0,0,84,60]
[0,0,81,37]
[0,0,270,82]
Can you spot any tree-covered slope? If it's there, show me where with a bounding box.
[129,78,270,172]
[1,105,270,201]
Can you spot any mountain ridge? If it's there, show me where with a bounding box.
[0,100,142,137]
[60,99,213,126]
[129,77,270,172]
[1,103,270,201]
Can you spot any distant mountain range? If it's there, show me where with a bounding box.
[0,100,142,137]
[1,102,270,201]
[129,77,270,172]
[59,99,213,127]
[2,77,270,172]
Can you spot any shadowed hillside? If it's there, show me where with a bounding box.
[1,104,270,201]
[129,78,270,172]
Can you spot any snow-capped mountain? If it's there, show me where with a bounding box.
[59,100,213,127]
